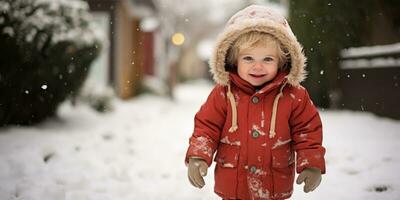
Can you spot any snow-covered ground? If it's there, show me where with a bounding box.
[0,81,399,200]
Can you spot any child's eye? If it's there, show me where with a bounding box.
[263,57,274,62]
[242,56,254,62]
[241,56,255,64]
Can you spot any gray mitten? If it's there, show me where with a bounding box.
[296,167,322,193]
[187,157,208,188]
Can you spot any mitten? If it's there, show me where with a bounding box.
[187,157,208,188]
[296,167,322,193]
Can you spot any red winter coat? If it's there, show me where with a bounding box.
[185,72,325,200]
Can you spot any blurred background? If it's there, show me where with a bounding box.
[0,0,400,199]
[1,0,400,124]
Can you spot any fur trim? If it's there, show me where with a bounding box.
[209,5,307,87]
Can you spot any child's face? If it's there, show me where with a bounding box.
[237,45,279,86]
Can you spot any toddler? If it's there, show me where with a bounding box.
[185,5,326,200]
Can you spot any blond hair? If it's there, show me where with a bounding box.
[226,31,289,71]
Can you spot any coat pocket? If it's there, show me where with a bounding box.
[271,143,295,199]
[213,143,239,198]
[214,143,239,168]
[271,143,295,168]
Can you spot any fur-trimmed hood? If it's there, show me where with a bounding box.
[209,4,307,87]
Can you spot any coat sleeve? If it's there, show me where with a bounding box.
[184,85,227,166]
[290,87,326,174]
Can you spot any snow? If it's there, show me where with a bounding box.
[1,81,400,200]
[0,0,102,47]
[197,39,214,60]
[299,159,309,167]
[0,1,10,11]
[222,163,235,168]
[139,17,159,32]
[190,136,213,158]
[341,43,400,58]
[247,176,270,199]
[272,138,291,149]
[2,26,14,37]
[220,136,241,146]
[340,57,400,69]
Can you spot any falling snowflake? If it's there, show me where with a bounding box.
[41,85,48,90]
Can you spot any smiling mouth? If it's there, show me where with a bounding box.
[249,74,266,78]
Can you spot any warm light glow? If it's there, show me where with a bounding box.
[172,32,185,46]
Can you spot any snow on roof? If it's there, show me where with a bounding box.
[340,57,400,69]
[341,43,400,58]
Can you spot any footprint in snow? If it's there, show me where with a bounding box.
[341,167,360,175]
[368,184,392,193]
[102,133,114,141]
[43,152,55,163]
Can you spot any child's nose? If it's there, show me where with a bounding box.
[252,61,264,70]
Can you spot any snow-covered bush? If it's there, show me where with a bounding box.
[76,81,114,113]
[0,0,101,126]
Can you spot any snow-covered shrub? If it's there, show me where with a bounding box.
[76,81,114,113]
[0,0,101,125]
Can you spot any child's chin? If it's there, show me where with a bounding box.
[250,81,266,86]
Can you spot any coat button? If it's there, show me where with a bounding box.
[251,96,259,104]
[250,166,257,173]
[252,130,260,138]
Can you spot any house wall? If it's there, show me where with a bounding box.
[85,12,110,88]
[142,32,155,76]
[86,0,116,86]
[115,2,143,99]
